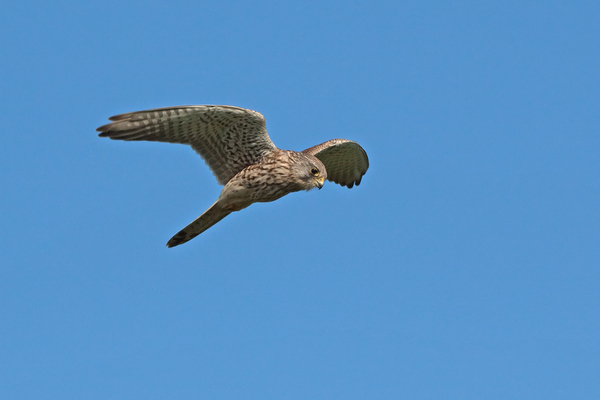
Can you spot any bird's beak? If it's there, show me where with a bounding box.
[316,176,325,189]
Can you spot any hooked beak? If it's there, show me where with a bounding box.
[316,176,325,189]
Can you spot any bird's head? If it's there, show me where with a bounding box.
[294,153,327,190]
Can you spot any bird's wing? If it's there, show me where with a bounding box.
[97,105,277,185]
[302,139,369,188]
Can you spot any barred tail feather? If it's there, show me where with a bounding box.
[166,201,231,248]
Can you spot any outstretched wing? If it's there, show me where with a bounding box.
[97,105,278,185]
[302,139,369,188]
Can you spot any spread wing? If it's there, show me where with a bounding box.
[96,105,278,185]
[302,139,369,188]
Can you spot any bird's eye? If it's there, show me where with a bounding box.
[311,168,319,175]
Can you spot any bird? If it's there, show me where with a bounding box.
[97,105,369,247]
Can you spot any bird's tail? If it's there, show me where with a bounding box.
[166,201,231,248]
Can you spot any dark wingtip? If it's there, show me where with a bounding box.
[96,122,113,135]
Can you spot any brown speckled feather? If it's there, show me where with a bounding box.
[302,139,369,188]
[97,105,277,185]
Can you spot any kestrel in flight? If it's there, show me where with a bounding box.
[97,105,369,247]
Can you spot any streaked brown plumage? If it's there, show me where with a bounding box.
[97,105,369,247]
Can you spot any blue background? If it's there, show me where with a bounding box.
[2,1,599,398]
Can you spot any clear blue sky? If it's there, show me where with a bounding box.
[2,1,599,398]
